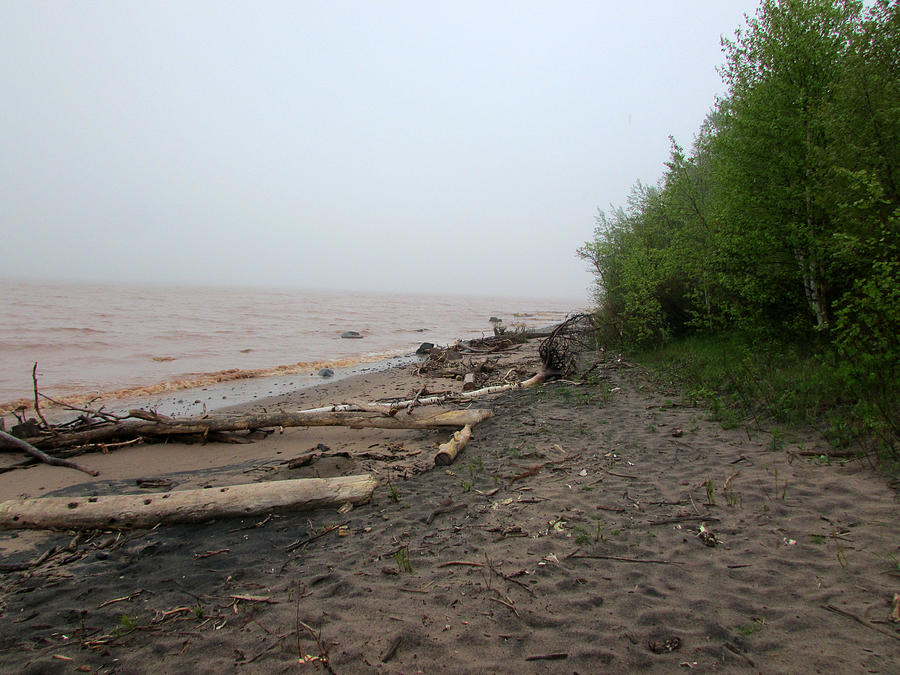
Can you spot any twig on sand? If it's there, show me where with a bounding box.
[596,504,627,513]
[0,429,99,476]
[598,465,639,479]
[525,653,568,661]
[489,596,519,617]
[822,604,900,641]
[97,590,146,608]
[426,503,466,524]
[382,635,402,663]
[647,516,719,526]
[285,521,349,552]
[724,642,756,667]
[437,560,486,569]
[565,549,682,565]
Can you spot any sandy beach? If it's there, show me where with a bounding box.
[0,338,897,673]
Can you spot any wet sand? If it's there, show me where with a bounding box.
[0,339,898,673]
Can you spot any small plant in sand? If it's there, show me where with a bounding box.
[573,525,591,546]
[737,617,766,636]
[467,457,484,482]
[722,471,740,508]
[769,428,786,452]
[394,547,413,574]
[386,478,400,503]
[831,530,848,568]
[114,614,141,636]
[766,463,788,500]
[460,480,472,492]
[704,479,717,506]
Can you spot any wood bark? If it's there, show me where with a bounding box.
[434,425,473,466]
[303,371,551,415]
[21,409,493,451]
[0,429,99,476]
[0,474,377,530]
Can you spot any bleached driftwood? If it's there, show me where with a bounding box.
[434,425,473,466]
[20,409,494,451]
[0,474,377,530]
[0,429,99,476]
[305,374,551,415]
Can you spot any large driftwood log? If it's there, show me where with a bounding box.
[0,474,377,530]
[21,409,493,451]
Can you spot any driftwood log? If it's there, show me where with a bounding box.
[19,409,493,451]
[434,425,473,466]
[305,376,549,416]
[0,429,99,476]
[0,474,377,530]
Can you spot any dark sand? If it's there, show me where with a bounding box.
[0,340,898,673]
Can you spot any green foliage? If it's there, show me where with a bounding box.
[393,547,413,574]
[580,0,898,461]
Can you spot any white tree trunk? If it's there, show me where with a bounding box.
[0,474,377,530]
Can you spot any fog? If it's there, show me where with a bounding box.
[1,1,760,301]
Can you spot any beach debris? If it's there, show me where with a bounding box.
[0,429,99,477]
[341,331,363,338]
[415,342,435,354]
[285,520,351,552]
[434,425,473,466]
[193,548,230,560]
[822,603,900,641]
[425,502,466,524]
[318,368,334,378]
[463,372,476,391]
[892,594,900,623]
[697,523,719,547]
[0,476,376,531]
[525,653,568,661]
[381,635,403,663]
[648,636,682,653]
[136,478,176,489]
[13,408,494,453]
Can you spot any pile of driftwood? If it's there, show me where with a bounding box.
[0,314,595,530]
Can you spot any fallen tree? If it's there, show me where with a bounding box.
[17,408,493,451]
[0,474,377,530]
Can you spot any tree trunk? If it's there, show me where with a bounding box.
[0,474,377,530]
[21,409,493,451]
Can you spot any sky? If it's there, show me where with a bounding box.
[0,1,761,302]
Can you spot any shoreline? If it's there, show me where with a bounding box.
[0,350,422,420]
[0,339,898,672]
[1,279,583,414]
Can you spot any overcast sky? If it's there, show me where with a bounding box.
[1,1,760,301]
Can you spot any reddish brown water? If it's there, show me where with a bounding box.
[1,280,582,412]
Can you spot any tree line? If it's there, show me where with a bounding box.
[579,0,897,455]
